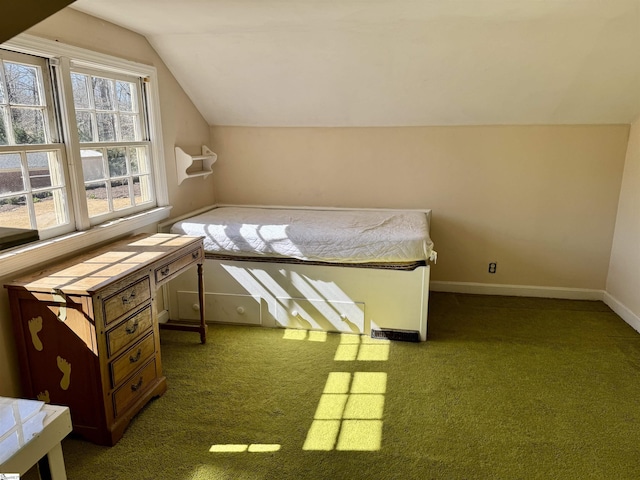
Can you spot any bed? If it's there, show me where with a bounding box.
[159,205,436,341]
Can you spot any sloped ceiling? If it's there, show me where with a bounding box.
[72,0,640,127]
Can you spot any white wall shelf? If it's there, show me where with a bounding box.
[175,145,217,185]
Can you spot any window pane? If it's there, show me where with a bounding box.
[85,182,109,216]
[81,149,105,182]
[116,81,136,112]
[27,151,63,188]
[5,63,41,106]
[33,189,68,229]
[0,77,5,103]
[27,151,52,188]
[112,178,131,210]
[76,111,94,142]
[71,73,90,109]
[96,112,116,141]
[92,77,114,110]
[134,174,152,205]
[0,153,24,194]
[107,148,127,177]
[0,195,29,229]
[119,114,137,141]
[11,108,45,144]
[0,106,7,145]
[129,147,148,174]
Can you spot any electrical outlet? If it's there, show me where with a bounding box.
[488,262,497,274]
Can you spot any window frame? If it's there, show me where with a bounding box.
[0,34,170,277]
[0,48,59,144]
[0,49,74,238]
[69,66,156,225]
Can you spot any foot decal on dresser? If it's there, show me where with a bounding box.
[28,316,44,351]
[37,390,51,402]
[57,356,71,390]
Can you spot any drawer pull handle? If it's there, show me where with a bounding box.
[121,291,136,304]
[129,348,142,363]
[160,266,170,276]
[192,251,200,259]
[131,377,143,392]
[125,320,139,334]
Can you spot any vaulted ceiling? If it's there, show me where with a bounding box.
[72,0,640,127]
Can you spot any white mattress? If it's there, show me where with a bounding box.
[170,206,436,264]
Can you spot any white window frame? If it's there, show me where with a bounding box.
[0,34,170,277]
[69,66,156,226]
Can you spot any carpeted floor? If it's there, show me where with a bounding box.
[25,292,640,479]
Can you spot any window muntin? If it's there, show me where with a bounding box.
[0,60,51,145]
[71,72,142,143]
[0,50,69,234]
[70,69,154,222]
[80,146,153,216]
[0,149,68,231]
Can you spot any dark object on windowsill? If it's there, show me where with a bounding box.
[0,227,40,251]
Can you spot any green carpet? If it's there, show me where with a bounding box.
[27,292,640,479]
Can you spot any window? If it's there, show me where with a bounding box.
[0,35,168,251]
[0,50,71,237]
[71,69,154,221]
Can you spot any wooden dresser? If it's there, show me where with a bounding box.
[5,233,205,446]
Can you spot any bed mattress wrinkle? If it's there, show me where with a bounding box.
[170,206,435,264]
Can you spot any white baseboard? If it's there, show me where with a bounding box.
[429,281,604,301]
[157,309,169,324]
[603,292,640,334]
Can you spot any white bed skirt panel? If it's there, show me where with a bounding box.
[163,259,431,341]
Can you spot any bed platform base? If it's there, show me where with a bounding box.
[161,257,430,341]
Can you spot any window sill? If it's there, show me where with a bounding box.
[0,206,171,279]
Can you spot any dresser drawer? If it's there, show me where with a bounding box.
[113,358,157,416]
[110,333,156,387]
[102,276,151,325]
[155,246,203,284]
[106,305,153,357]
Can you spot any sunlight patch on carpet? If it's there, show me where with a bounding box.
[209,443,281,453]
[335,334,390,361]
[304,372,387,451]
[303,420,341,451]
[282,328,328,342]
[336,420,383,451]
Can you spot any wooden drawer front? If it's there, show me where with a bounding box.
[113,358,157,416]
[155,247,202,284]
[103,277,151,325]
[107,306,153,357]
[110,333,156,387]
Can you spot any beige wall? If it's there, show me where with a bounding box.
[211,125,629,289]
[0,8,214,396]
[607,117,640,318]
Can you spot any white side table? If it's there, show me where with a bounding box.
[0,397,72,480]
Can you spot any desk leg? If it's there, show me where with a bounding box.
[197,262,207,344]
[37,442,67,480]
